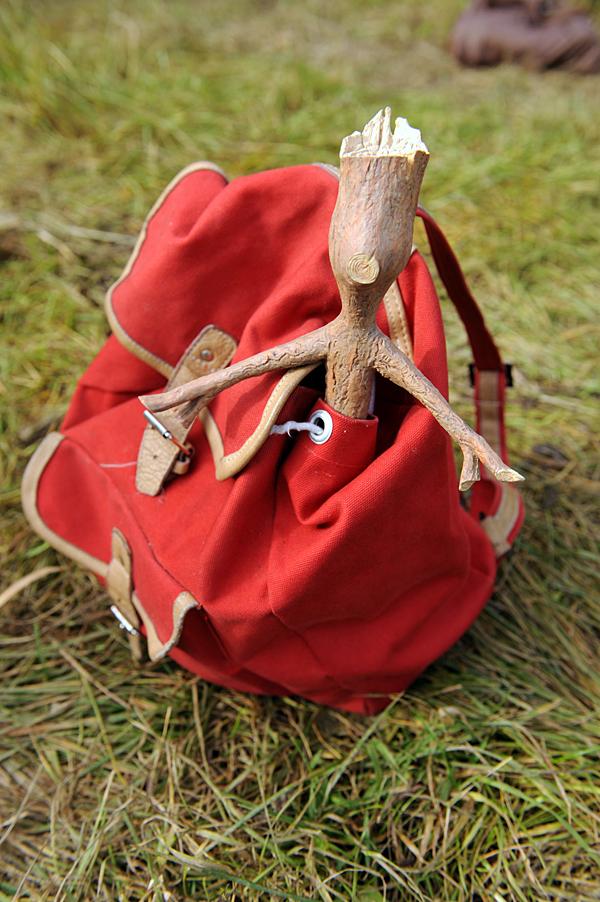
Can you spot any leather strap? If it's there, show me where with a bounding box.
[106,528,145,661]
[416,206,524,556]
[417,207,502,371]
[136,325,237,496]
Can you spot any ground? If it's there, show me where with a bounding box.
[0,1,599,899]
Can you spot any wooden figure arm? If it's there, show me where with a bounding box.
[373,334,524,491]
[141,327,330,414]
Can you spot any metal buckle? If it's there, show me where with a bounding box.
[109,604,140,637]
[143,410,192,456]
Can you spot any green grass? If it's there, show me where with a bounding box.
[1,0,599,898]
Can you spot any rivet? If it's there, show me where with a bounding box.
[200,348,214,361]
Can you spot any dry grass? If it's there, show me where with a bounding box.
[1,0,599,898]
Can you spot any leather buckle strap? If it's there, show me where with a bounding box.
[143,410,193,457]
[416,203,524,557]
[135,325,237,496]
[470,366,524,557]
[106,528,146,662]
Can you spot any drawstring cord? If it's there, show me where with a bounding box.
[270,420,323,438]
[271,384,375,443]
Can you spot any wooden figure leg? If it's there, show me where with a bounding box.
[373,334,524,491]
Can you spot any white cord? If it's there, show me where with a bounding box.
[271,410,334,445]
[270,420,323,437]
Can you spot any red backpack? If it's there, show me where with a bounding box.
[22,153,524,714]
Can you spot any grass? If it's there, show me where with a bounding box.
[1,0,599,898]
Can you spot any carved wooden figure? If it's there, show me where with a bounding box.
[141,109,524,492]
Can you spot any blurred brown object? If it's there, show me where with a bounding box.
[452,0,600,73]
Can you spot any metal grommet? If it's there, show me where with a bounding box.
[308,409,333,445]
[200,348,214,362]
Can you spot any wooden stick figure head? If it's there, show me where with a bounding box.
[328,108,429,325]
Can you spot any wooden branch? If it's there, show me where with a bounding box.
[141,326,330,414]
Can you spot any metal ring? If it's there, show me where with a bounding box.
[308,409,333,445]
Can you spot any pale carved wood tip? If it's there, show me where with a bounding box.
[139,394,160,412]
[340,107,429,159]
[459,444,525,493]
[500,467,525,483]
[459,446,480,493]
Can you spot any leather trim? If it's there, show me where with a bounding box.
[21,432,199,660]
[132,591,196,661]
[481,484,521,557]
[106,300,173,378]
[201,364,318,481]
[21,433,109,578]
[105,161,229,379]
[383,281,413,359]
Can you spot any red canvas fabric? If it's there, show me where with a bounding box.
[27,163,524,714]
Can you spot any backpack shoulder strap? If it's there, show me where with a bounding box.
[416,206,524,557]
